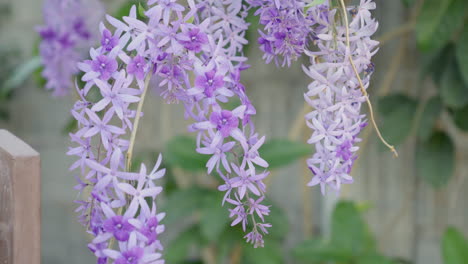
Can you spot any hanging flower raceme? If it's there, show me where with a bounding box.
[69,6,166,264]
[249,0,392,194]
[303,0,379,194]
[70,0,272,252]
[37,0,104,96]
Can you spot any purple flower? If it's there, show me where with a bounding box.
[126,55,147,80]
[210,110,239,138]
[178,26,208,52]
[101,29,119,51]
[91,73,140,119]
[37,0,103,96]
[118,165,163,217]
[115,247,144,264]
[90,55,118,80]
[195,70,225,97]
[302,0,378,194]
[103,216,134,242]
[83,109,125,149]
[140,217,159,244]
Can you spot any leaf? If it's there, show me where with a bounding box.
[138,2,146,18]
[330,201,375,254]
[62,117,78,135]
[416,0,453,51]
[162,187,205,226]
[258,139,311,169]
[1,56,42,96]
[421,44,455,86]
[418,96,442,141]
[242,240,283,264]
[416,131,455,188]
[442,227,468,264]
[293,239,354,263]
[164,135,209,171]
[114,1,146,20]
[305,0,325,11]
[378,94,418,146]
[453,105,468,132]
[418,0,467,52]
[165,226,201,263]
[440,59,468,109]
[199,191,230,242]
[456,21,468,85]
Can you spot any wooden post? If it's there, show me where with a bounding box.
[0,130,40,264]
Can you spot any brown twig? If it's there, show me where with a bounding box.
[339,0,398,157]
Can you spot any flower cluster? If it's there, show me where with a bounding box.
[37,0,103,96]
[247,0,313,67]
[70,0,272,253]
[248,0,379,194]
[303,0,378,194]
[68,6,166,264]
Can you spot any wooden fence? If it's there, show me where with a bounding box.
[0,130,40,264]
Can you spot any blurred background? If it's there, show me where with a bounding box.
[1,0,468,263]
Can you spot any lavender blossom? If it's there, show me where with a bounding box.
[247,0,313,67]
[37,0,103,96]
[303,0,378,194]
[69,0,272,253]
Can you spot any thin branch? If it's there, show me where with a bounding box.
[126,73,153,170]
[339,0,398,157]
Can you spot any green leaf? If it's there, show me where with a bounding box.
[418,96,442,141]
[456,21,468,86]
[162,187,205,225]
[259,139,311,169]
[418,0,467,52]
[442,227,468,264]
[165,226,201,263]
[164,135,209,171]
[1,56,42,96]
[200,191,230,242]
[138,2,146,18]
[293,239,354,263]
[421,44,455,86]
[416,0,453,51]
[378,94,418,146]
[416,131,455,188]
[453,105,468,132]
[330,201,375,254]
[242,240,283,264]
[62,117,78,135]
[440,59,468,109]
[114,1,146,20]
[305,0,325,11]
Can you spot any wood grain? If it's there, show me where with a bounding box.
[0,130,40,264]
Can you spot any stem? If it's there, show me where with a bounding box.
[108,74,152,255]
[339,0,398,157]
[126,73,153,170]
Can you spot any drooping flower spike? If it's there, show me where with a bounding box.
[69,2,273,260]
[249,0,396,194]
[37,0,104,96]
